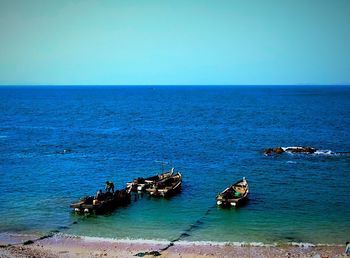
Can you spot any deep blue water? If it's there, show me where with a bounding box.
[0,86,349,244]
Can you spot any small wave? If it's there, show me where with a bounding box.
[314,150,336,155]
[0,135,8,139]
[176,240,276,247]
[56,234,342,247]
[282,146,314,152]
[281,146,296,151]
[55,235,275,247]
[286,161,297,164]
[163,240,341,248]
[289,242,342,247]
[282,147,338,156]
[290,242,315,247]
[77,235,170,245]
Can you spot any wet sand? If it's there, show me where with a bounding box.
[0,233,346,257]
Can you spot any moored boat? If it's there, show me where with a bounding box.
[70,189,131,214]
[126,168,174,192]
[216,178,249,208]
[146,172,182,197]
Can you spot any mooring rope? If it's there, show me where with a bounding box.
[134,204,216,257]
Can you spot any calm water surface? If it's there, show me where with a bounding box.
[0,86,349,244]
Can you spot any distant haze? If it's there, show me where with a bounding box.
[0,0,349,85]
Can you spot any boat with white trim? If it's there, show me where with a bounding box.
[216,177,249,208]
[146,172,182,198]
[126,168,174,192]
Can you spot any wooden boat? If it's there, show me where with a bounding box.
[216,178,249,208]
[126,168,174,192]
[70,189,131,214]
[146,172,182,197]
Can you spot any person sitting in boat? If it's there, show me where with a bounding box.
[105,181,115,193]
[96,189,102,199]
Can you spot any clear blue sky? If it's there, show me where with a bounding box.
[0,0,349,85]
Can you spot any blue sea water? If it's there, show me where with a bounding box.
[0,86,349,245]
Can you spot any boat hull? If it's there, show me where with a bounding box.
[216,196,248,208]
[70,190,131,215]
[147,173,182,198]
[126,170,174,193]
[216,178,249,208]
[149,181,182,198]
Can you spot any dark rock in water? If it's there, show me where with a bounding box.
[264,146,317,155]
[23,240,34,245]
[285,146,317,153]
[263,147,284,155]
[263,148,273,155]
[274,147,284,154]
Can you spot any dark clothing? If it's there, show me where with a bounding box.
[105,182,115,193]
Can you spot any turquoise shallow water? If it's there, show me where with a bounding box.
[0,86,349,244]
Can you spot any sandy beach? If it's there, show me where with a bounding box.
[0,233,346,258]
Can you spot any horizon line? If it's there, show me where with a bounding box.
[0,84,350,87]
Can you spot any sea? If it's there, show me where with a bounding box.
[0,86,349,246]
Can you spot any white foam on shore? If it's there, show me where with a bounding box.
[62,235,276,247]
[290,242,343,247]
[291,242,315,247]
[75,235,171,245]
[55,234,342,248]
[175,240,276,247]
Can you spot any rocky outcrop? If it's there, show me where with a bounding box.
[285,146,317,154]
[264,147,284,155]
[263,146,317,155]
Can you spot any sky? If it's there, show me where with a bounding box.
[0,0,349,85]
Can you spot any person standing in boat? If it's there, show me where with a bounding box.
[105,181,115,193]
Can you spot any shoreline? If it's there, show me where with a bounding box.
[0,232,346,257]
